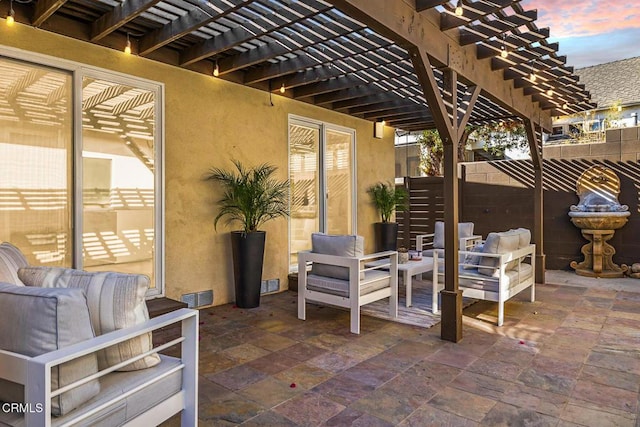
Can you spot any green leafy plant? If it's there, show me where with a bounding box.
[367,182,408,223]
[206,160,289,233]
[468,121,527,157]
[417,129,445,176]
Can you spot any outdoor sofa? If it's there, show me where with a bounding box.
[431,228,536,326]
[0,242,198,426]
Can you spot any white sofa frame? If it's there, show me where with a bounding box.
[433,244,536,326]
[298,250,398,334]
[0,308,198,427]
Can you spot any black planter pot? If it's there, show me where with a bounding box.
[230,230,266,308]
[374,222,398,252]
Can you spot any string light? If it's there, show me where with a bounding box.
[280,83,285,93]
[546,89,553,96]
[124,33,132,54]
[213,60,219,77]
[454,0,463,16]
[499,33,508,58]
[6,0,15,26]
[562,103,568,109]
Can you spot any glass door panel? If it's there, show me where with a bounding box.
[289,122,320,266]
[325,128,353,235]
[288,119,355,270]
[81,77,157,288]
[0,57,72,265]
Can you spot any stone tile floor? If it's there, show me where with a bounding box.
[165,274,640,426]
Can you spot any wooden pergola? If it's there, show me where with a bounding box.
[4,0,594,341]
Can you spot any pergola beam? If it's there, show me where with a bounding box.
[325,0,552,131]
[91,0,162,41]
[32,0,67,27]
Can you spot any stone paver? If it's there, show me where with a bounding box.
[161,278,640,426]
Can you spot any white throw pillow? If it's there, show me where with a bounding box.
[18,266,74,288]
[54,271,160,371]
[0,242,28,286]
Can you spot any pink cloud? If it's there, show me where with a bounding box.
[521,0,640,38]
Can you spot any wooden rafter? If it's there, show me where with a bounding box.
[32,0,67,27]
[180,1,332,66]
[5,0,594,132]
[91,0,163,41]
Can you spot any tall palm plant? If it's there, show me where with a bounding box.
[207,160,289,233]
[367,182,408,223]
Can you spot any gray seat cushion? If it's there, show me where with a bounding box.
[458,264,533,293]
[307,270,390,298]
[432,222,474,249]
[310,233,364,280]
[0,283,100,416]
[0,355,182,427]
[478,229,531,277]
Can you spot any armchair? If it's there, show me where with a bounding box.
[297,233,398,334]
[416,221,481,259]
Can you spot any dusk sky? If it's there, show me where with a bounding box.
[520,0,640,69]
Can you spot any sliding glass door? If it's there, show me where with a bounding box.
[288,117,355,268]
[0,57,73,265]
[81,75,159,289]
[0,52,163,294]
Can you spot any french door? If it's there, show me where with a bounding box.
[288,116,356,268]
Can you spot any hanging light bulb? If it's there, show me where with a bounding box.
[124,33,132,55]
[529,59,537,82]
[213,60,219,77]
[280,83,285,94]
[499,33,508,58]
[562,103,568,109]
[6,0,15,26]
[546,89,553,96]
[454,0,463,16]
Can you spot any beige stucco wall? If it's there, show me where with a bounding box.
[1,25,395,305]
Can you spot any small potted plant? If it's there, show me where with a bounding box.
[367,181,408,252]
[206,160,289,308]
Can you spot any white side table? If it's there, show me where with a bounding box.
[366,257,436,312]
[398,258,436,311]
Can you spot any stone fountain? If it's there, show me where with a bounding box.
[568,165,630,278]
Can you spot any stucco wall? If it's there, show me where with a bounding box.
[1,25,395,305]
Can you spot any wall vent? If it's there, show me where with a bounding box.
[181,290,214,308]
[261,278,280,294]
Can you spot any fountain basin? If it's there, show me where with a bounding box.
[569,211,630,230]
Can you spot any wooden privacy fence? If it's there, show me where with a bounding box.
[396,176,445,251]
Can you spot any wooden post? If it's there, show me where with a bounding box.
[524,118,546,283]
[402,177,412,249]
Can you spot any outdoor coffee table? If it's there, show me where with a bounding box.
[366,257,436,312]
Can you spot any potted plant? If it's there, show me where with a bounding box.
[206,160,289,308]
[367,181,408,252]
